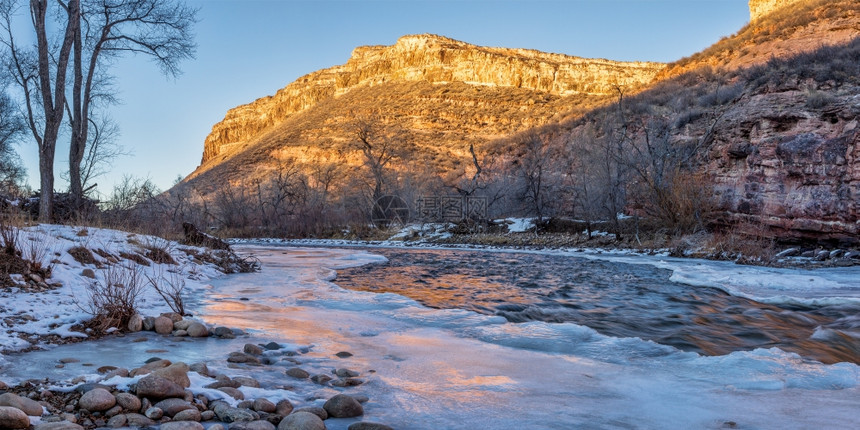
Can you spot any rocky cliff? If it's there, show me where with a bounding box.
[749,0,805,21]
[199,34,664,165]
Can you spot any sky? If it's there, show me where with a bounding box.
[13,0,750,196]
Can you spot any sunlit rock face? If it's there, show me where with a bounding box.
[200,34,664,164]
[749,0,805,21]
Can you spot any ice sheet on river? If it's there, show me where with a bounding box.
[3,245,857,429]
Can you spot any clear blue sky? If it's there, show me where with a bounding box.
[15,0,750,195]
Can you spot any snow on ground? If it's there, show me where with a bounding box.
[0,224,226,365]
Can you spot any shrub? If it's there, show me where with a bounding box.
[79,263,145,330]
[146,267,186,315]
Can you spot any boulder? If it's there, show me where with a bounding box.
[217,387,244,400]
[233,377,260,388]
[252,399,276,414]
[78,388,116,412]
[160,421,205,430]
[189,362,210,377]
[243,344,263,355]
[323,394,363,418]
[227,352,261,365]
[274,400,293,416]
[0,393,43,416]
[173,408,202,422]
[293,407,327,421]
[276,412,325,430]
[142,316,156,331]
[0,406,30,429]
[152,362,191,388]
[174,320,193,331]
[154,316,174,335]
[127,314,143,332]
[285,368,309,379]
[154,398,195,417]
[135,375,186,400]
[229,420,275,430]
[34,422,85,430]
[114,393,141,412]
[187,323,209,338]
[124,413,156,427]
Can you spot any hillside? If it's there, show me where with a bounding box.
[173,0,859,245]
[184,34,664,192]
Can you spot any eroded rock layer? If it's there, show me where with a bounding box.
[200,34,664,164]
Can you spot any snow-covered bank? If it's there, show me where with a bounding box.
[0,225,227,365]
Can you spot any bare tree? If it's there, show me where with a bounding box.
[353,118,397,202]
[67,0,197,205]
[0,88,25,195]
[1,0,80,221]
[512,132,557,225]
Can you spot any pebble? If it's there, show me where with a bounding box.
[309,374,331,385]
[125,413,156,427]
[331,378,364,387]
[335,351,353,358]
[217,387,244,401]
[106,414,127,428]
[232,377,260,388]
[201,410,216,421]
[151,362,191,388]
[154,398,195,417]
[189,362,210,377]
[323,394,364,418]
[277,412,325,430]
[213,327,236,339]
[263,342,281,350]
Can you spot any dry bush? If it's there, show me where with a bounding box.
[146,266,186,315]
[119,251,150,266]
[704,224,777,264]
[79,263,146,330]
[68,246,96,265]
[142,237,178,265]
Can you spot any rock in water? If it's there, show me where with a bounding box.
[276,412,325,430]
[274,400,293,416]
[154,316,174,334]
[285,368,309,379]
[323,394,363,418]
[243,344,263,355]
[124,413,156,427]
[187,323,209,337]
[128,314,143,332]
[0,393,43,416]
[0,406,30,429]
[252,399,275,413]
[78,388,116,412]
[135,375,186,400]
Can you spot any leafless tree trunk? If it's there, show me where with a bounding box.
[68,0,197,205]
[1,0,79,221]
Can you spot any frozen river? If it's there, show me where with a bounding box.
[3,245,859,429]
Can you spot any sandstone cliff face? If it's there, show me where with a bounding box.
[707,86,859,245]
[749,0,805,21]
[201,34,664,164]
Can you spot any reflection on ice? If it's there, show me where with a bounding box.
[2,245,858,429]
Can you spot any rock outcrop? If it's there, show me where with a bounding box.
[200,34,664,164]
[749,0,805,21]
